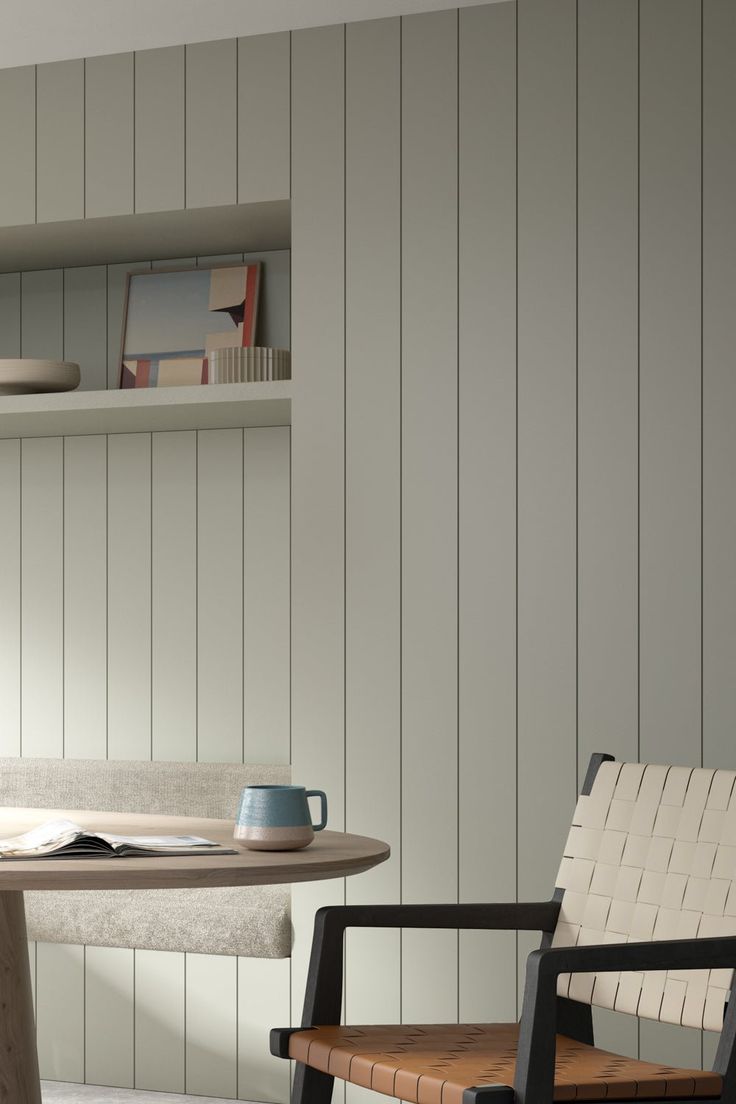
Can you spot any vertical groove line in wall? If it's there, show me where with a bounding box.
[195,430,199,764]
[636,0,641,1058]
[82,943,87,1084]
[62,437,66,759]
[342,17,347,877]
[699,0,704,777]
[19,438,23,757]
[513,0,519,1017]
[341,26,348,1053]
[150,432,154,761]
[106,434,109,760]
[235,957,240,1101]
[242,428,246,766]
[183,952,188,1094]
[698,14,705,1066]
[289,32,293,201]
[132,53,137,214]
[132,949,136,1088]
[34,66,38,225]
[83,58,87,220]
[574,0,580,795]
[183,45,187,210]
[455,5,461,1025]
[398,11,404,1022]
[342,25,350,1051]
[636,0,641,770]
[235,38,239,204]
[104,278,109,763]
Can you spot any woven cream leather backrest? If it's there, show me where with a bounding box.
[554,760,736,1032]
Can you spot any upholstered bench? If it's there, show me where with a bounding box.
[0,757,291,958]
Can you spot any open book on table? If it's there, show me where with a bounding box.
[0,818,237,860]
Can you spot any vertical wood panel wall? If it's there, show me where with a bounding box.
[0,0,733,1096]
[0,247,292,1100]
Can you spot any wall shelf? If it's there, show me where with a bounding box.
[0,200,290,274]
[0,382,291,439]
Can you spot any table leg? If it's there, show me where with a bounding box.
[0,891,41,1103]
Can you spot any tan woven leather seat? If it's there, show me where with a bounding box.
[288,1023,722,1104]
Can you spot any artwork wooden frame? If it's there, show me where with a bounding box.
[118,261,261,389]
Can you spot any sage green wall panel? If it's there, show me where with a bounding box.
[0,440,20,757]
[152,431,197,762]
[0,66,35,226]
[703,0,736,772]
[185,954,238,1099]
[21,437,64,757]
[85,53,134,218]
[639,1,702,764]
[107,433,152,760]
[578,0,639,775]
[290,21,346,1023]
[36,944,85,1082]
[344,20,401,1089]
[197,428,244,763]
[517,0,577,901]
[134,950,185,1093]
[238,32,291,203]
[638,0,703,1070]
[0,272,21,357]
[238,958,291,1104]
[85,946,135,1089]
[458,0,517,1023]
[36,59,84,223]
[63,435,107,760]
[64,265,107,391]
[577,0,639,1057]
[401,8,458,1022]
[243,427,291,764]
[186,39,237,209]
[20,269,63,360]
[135,46,185,213]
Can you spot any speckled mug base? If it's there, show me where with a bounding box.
[234,824,314,851]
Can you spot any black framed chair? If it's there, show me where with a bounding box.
[272,754,736,1104]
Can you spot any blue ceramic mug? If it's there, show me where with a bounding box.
[234,784,328,851]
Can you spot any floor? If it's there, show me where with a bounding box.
[41,1085,240,1103]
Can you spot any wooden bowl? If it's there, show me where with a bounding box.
[0,359,81,396]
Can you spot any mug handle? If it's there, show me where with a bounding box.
[305,790,328,832]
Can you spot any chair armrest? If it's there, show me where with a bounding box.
[513,936,736,1104]
[532,933,736,976]
[288,901,559,1036]
[313,900,560,935]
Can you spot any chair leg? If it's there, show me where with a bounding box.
[292,1061,335,1104]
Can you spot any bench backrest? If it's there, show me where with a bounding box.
[0,757,292,959]
[554,757,736,1032]
[0,756,289,818]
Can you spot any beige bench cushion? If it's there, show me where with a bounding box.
[0,757,292,959]
[25,885,291,958]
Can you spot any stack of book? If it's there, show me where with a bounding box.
[209,347,291,384]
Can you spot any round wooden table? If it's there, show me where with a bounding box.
[0,807,390,1103]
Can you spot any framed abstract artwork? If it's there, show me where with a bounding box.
[118,262,261,388]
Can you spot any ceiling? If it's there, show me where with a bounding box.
[0,0,500,70]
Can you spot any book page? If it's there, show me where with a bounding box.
[100,832,221,851]
[0,818,86,857]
